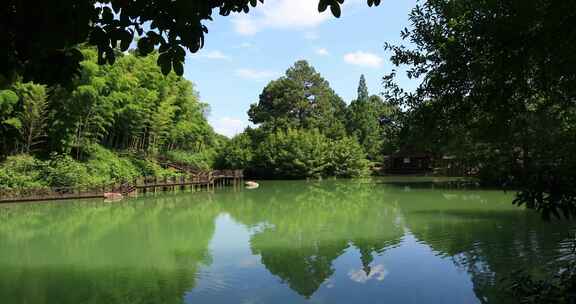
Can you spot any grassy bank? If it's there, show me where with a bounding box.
[0,146,205,191]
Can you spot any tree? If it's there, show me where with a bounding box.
[357,74,369,102]
[249,60,347,139]
[347,75,387,159]
[11,83,48,154]
[1,1,382,86]
[384,0,576,219]
[0,89,19,156]
[217,133,253,170]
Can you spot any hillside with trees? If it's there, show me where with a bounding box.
[0,48,225,190]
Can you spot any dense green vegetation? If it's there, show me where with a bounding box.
[382,0,576,220]
[220,60,396,179]
[381,0,576,300]
[0,54,396,188]
[0,48,223,190]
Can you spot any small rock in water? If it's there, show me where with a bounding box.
[245,181,259,189]
[104,192,123,202]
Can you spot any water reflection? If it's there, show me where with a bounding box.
[0,180,574,304]
[0,193,219,304]
[221,180,403,298]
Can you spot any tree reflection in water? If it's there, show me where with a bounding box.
[0,180,574,304]
[0,193,220,304]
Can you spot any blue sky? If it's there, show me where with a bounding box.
[182,0,419,137]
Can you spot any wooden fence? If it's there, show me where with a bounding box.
[0,170,244,204]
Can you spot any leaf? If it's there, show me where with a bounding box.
[318,0,329,12]
[102,7,114,23]
[330,3,341,18]
[157,53,172,75]
[173,60,184,76]
[137,37,154,55]
[3,117,22,129]
[119,30,133,51]
[106,48,116,65]
[89,27,106,46]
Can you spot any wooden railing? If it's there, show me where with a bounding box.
[0,170,244,204]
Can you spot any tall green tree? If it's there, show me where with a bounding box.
[249,60,347,139]
[384,0,576,219]
[357,74,369,101]
[11,83,48,154]
[347,75,387,159]
[0,89,20,156]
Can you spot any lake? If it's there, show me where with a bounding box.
[0,179,574,304]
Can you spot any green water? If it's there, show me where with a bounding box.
[0,179,574,304]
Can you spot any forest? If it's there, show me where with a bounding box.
[1,0,576,302]
[1,0,575,221]
[0,49,398,190]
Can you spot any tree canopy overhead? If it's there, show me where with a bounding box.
[385,0,576,219]
[1,0,382,86]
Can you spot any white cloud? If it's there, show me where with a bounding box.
[316,48,329,56]
[231,0,333,36]
[343,51,383,68]
[193,50,230,60]
[211,117,247,138]
[236,68,278,81]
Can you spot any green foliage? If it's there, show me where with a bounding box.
[347,75,397,159]
[248,60,347,139]
[83,145,140,184]
[45,154,92,188]
[217,133,254,170]
[129,157,178,178]
[0,90,18,116]
[385,0,576,219]
[11,82,48,153]
[328,137,370,178]
[253,129,330,178]
[1,1,381,85]
[164,150,217,171]
[0,49,223,190]
[251,129,369,179]
[45,48,217,156]
[0,155,47,190]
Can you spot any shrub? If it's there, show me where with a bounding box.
[253,129,330,178]
[84,145,140,184]
[0,154,48,190]
[45,154,92,187]
[164,149,217,171]
[129,157,179,178]
[216,133,253,169]
[327,137,370,177]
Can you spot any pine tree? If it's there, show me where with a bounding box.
[357,74,369,102]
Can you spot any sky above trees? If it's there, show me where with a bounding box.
[184,0,418,137]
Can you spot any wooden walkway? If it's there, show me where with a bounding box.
[0,169,244,204]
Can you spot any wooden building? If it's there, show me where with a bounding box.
[383,151,433,175]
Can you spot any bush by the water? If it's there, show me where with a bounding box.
[163,149,217,171]
[0,146,178,191]
[0,155,48,190]
[242,129,369,179]
[216,133,253,170]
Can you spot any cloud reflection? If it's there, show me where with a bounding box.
[348,264,389,283]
